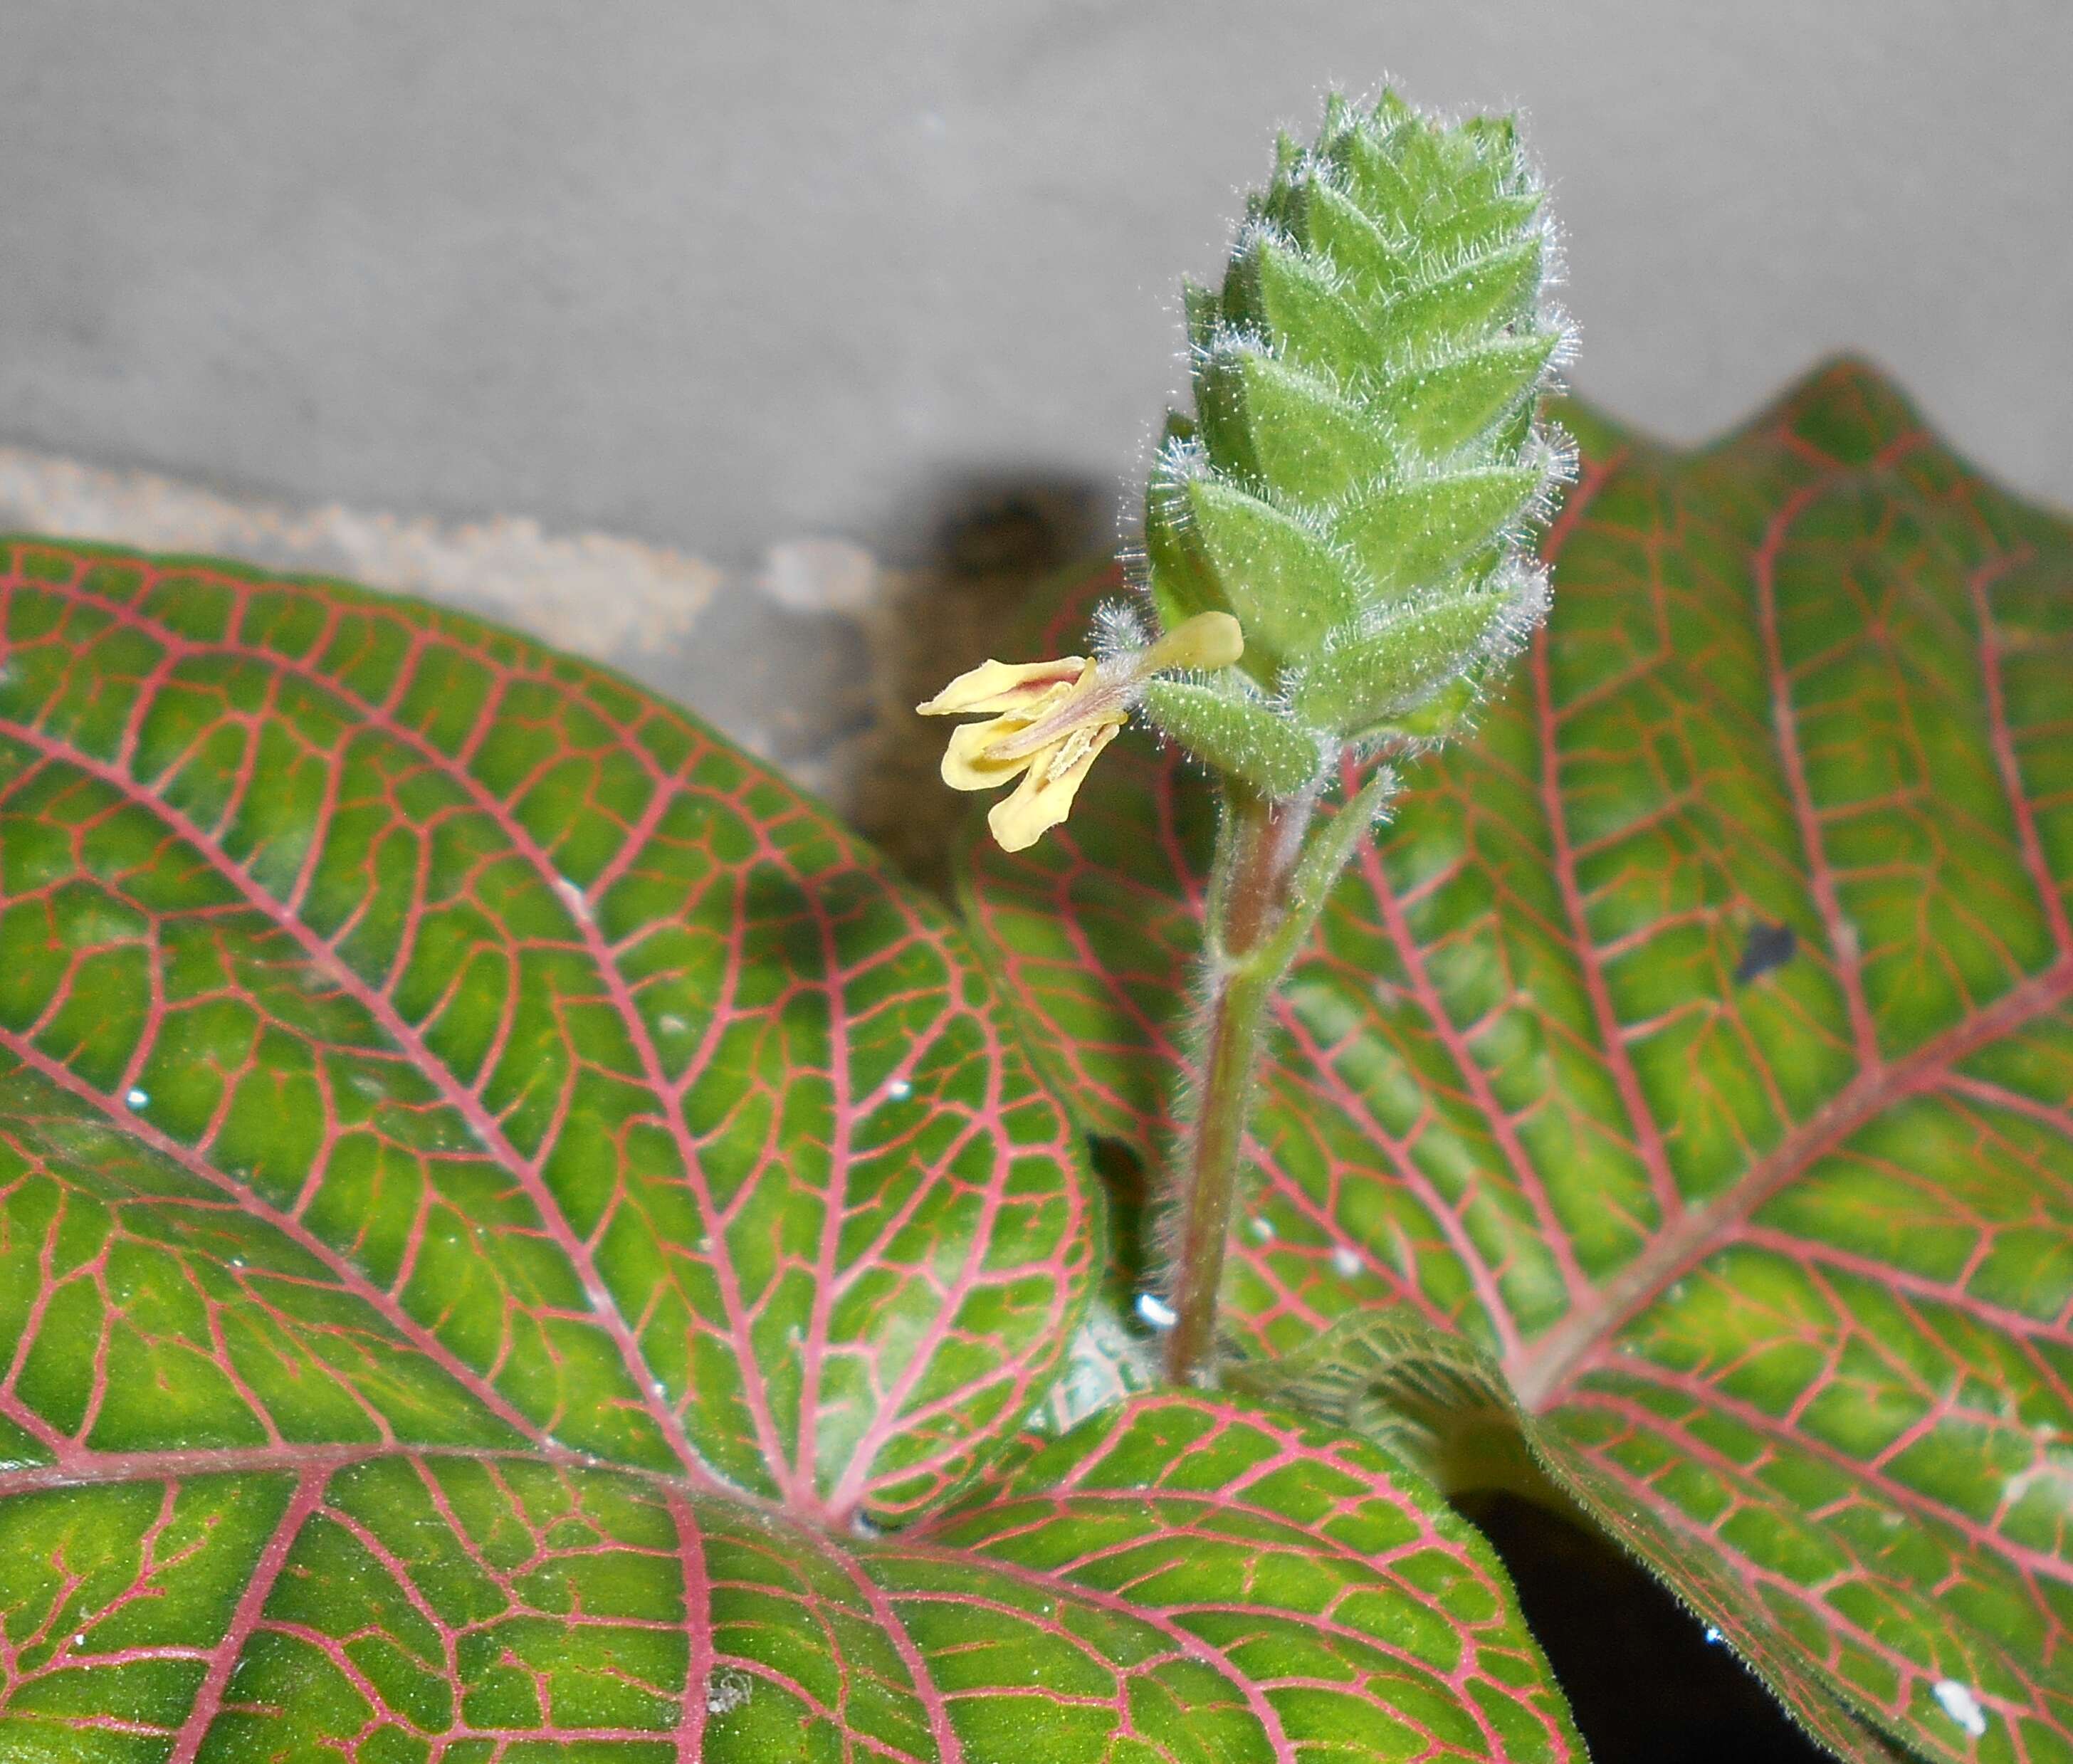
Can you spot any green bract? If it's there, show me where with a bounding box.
[1140,90,1569,781]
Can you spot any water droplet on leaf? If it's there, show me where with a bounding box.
[1135,1292,1177,1330]
[552,877,592,923]
[1933,1681,1988,1739]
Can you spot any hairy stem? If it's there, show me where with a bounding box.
[1162,765,1398,1385]
[1163,784,1316,1385]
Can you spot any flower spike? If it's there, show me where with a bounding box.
[919,611,1243,851]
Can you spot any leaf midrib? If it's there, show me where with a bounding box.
[3,704,716,1483]
[86,577,785,1484]
[1506,442,2073,1410]
[52,566,1078,1523]
[0,1028,550,1461]
[1509,950,2073,1409]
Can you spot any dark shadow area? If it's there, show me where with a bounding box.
[878,467,1115,583]
[1089,1133,1153,1291]
[1456,1491,1837,1763]
[854,468,1115,891]
[1733,918,1798,986]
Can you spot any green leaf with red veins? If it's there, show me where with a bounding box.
[0,1378,1581,1764]
[957,361,2073,1764]
[0,540,1094,1523]
[0,540,1575,1760]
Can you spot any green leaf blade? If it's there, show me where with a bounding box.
[0,1396,1580,1763]
[1141,677,1323,797]
[1292,582,1537,737]
[1179,478,1365,668]
[1198,347,1405,505]
[1,540,1580,1760]
[1224,235,1379,391]
[1364,335,1560,461]
[0,537,1096,1525]
[1330,466,1544,599]
[1369,239,1545,357]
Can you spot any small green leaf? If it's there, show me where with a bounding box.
[1142,676,1323,795]
[1180,478,1363,669]
[1223,233,1375,387]
[1332,466,1545,599]
[1374,238,1545,355]
[1418,191,1546,268]
[1333,122,1424,238]
[1294,179,1414,298]
[1365,671,1485,746]
[1197,346,1402,503]
[1181,278,1219,355]
[1145,446,1228,633]
[1292,584,1528,735]
[1365,334,1560,458]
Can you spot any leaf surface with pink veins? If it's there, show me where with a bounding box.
[960,362,2073,1764]
[0,540,1571,1760]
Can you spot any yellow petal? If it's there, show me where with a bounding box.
[940,715,1038,791]
[1144,610,1244,673]
[917,656,1089,717]
[987,720,1122,851]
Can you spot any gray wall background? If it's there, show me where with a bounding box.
[4,0,2070,569]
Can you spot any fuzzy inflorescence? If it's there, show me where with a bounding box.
[1129,87,1575,795]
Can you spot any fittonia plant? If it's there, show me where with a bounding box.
[924,90,1573,1387]
[1,86,2069,1764]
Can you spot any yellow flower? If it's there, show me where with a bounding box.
[918,611,1243,851]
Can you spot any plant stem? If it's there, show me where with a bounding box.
[1163,784,1316,1385]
